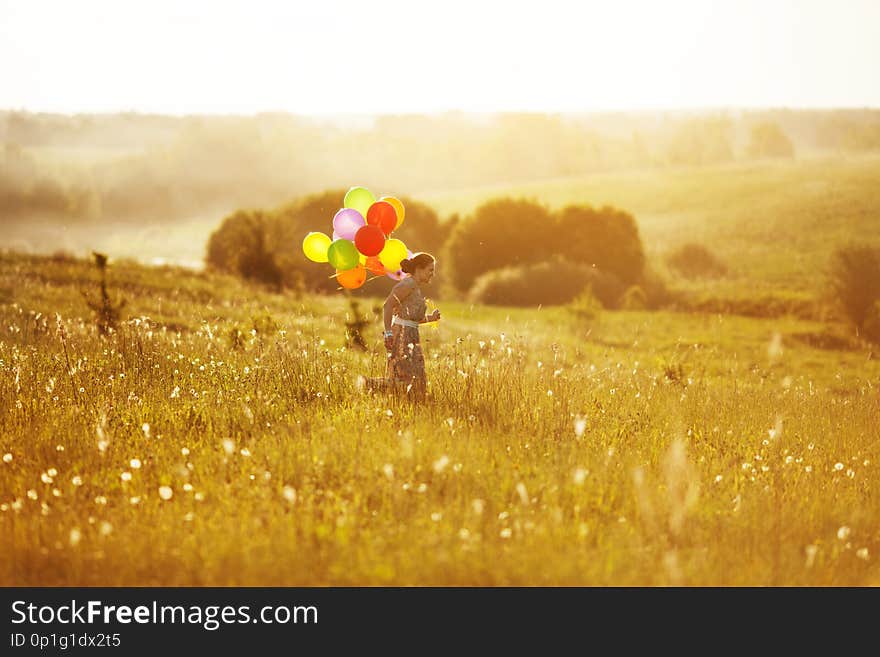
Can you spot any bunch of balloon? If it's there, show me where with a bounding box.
[302,187,411,290]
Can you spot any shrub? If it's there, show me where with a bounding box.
[554,204,645,287]
[747,121,795,159]
[568,288,603,322]
[666,243,728,279]
[444,198,554,292]
[469,259,625,308]
[205,209,283,290]
[641,265,675,309]
[827,245,880,330]
[621,286,647,310]
[863,301,880,344]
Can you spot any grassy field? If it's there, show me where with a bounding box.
[423,153,880,295]
[2,252,878,585]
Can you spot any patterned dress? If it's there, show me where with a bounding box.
[367,280,427,396]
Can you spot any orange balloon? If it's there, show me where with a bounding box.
[381,196,405,229]
[336,265,367,289]
[365,256,386,276]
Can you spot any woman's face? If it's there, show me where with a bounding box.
[415,261,436,284]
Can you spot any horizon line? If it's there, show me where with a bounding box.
[2,105,880,120]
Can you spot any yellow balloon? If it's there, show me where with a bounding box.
[380,196,405,229]
[358,253,367,266]
[344,187,375,219]
[379,238,408,272]
[302,232,331,263]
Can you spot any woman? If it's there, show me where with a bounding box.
[366,252,440,397]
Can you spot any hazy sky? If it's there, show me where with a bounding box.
[2,0,879,115]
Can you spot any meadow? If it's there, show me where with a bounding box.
[423,153,880,296]
[1,251,878,585]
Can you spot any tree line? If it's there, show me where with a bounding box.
[3,109,880,225]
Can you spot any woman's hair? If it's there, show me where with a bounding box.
[400,252,435,274]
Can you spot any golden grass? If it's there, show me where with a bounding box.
[1,253,878,585]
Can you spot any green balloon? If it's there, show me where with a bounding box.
[327,238,359,271]
[344,187,375,219]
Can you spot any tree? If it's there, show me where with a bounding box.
[205,209,283,290]
[827,245,880,332]
[667,118,734,166]
[666,243,728,279]
[444,198,554,292]
[747,122,794,159]
[554,205,645,287]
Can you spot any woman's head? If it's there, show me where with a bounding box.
[400,252,436,283]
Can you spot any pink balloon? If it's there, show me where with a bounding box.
[332,208,365,241]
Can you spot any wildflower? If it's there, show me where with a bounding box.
[499,528,512,539]
[142,423,150,439]
[158,486,173,501]
[222,439,235,455]
[240,448,251,457]
[767,332,783,361]
[129,496,141,505]
[72,476,83,486]
[856,548,870,561]
[837,526,851,540]
[183,483,193,492]
[472,499,485,515]
[100,522,112,536]
[120,472,132,482]
[805,545,818,568]
[431,512,442,522]
[27,489,38,500]
[41,472,53,484]
[516,482,529,505]
[382,464,394,480]
[834,463,844,471]
[130,458,141,469]
[574,416,587,437]
[69,528,82,547]
[282,486,296,503]
[181,447,190,456]
[433,455,450,473]
[573,468,588,486]
[3,453,12,463]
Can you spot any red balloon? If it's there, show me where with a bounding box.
[366,201,397,236]
[365,256,386,276]
[354,225,386,256]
